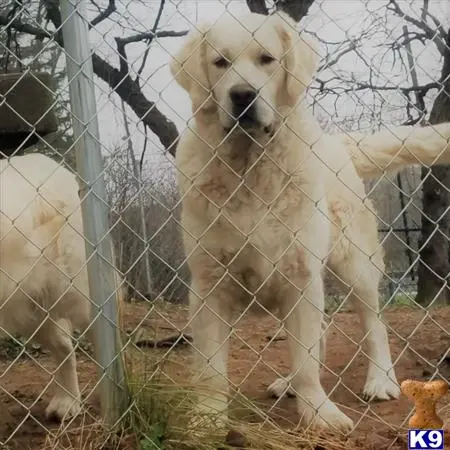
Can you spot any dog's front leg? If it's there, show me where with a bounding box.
[188,276,234,431]
[282,265,354,432]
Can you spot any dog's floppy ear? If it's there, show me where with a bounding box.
[170,23,214,112]
[274,14,319,105]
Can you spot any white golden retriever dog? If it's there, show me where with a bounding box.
[0,153,90,421]
[170,12,450,430]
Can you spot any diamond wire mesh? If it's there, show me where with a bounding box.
[0,0,449,449]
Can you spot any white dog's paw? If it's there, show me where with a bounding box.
[267,377,295,398]
[45,394,81,421]
[300,398,354,432]
[310,401,354,432]
[362,367,400,401]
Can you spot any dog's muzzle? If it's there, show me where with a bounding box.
[229,85,258,126]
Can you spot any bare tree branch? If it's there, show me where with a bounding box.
[314,78,439,95]
[91,54,179,156]
[421,0,429,22]
[115,36,129,76]
[401,24,427,125]
[117,29,188,46]
[318,41,357,72]
[389,31,428,50]
[420,0,445,38]
[115,29,187,78]
[90,0,116,27]
[43,0,63,41]
[0,15,51,39]
[388,0,446,55]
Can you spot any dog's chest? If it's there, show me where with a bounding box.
[197,154,306,251]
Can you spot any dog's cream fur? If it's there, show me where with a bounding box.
[170,12,450,431]
[0,153,90,420]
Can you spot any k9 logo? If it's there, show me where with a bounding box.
[408,430,444,450]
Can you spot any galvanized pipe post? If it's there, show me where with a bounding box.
[59,0,129,426]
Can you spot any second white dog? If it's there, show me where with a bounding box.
[0,153,90,420]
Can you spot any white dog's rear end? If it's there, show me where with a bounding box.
[0,153,90,420]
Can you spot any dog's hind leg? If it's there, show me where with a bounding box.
[332,245,400,401]
[36,317,82,421]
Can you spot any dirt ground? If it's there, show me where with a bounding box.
[1,303,450,449]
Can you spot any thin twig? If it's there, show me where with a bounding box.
[136,0,165,83]
[116,29,188,46]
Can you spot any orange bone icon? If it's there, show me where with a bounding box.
[401,379,449,429]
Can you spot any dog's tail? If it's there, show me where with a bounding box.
[341,122,450,180]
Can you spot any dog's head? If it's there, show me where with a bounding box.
[170,12,319,135]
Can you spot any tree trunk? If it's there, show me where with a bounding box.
[416,28,450,307]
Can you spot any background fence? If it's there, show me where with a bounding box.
[0,0,449,449]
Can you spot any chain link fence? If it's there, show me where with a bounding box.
[1,0,450,449]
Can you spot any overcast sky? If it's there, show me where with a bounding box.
[73,0,449,175]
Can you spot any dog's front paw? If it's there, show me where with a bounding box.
[308,400,354,432]
[363,371,400,401]
[363,367,400,401]
[45,394,81,421]
[296,392,353,433]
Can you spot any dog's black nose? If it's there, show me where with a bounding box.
[229,86,257,109]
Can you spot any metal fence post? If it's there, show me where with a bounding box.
[59,0,129,427]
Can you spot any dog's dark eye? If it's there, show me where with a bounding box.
[260,54,275,65]
[213,57,230,69]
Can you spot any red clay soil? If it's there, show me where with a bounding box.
[1,304,450,449]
